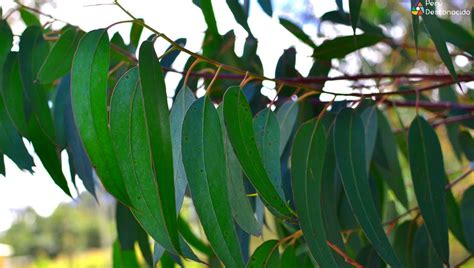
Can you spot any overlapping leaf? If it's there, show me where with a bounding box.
[313,34,383,60]
[223,86,293,219]
[333,108,401,267]
[408,116,449,264]
[182,96,244,268]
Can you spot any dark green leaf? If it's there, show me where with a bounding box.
[161,38,186,70]
[218,105,261,236]
[226,0,251,34]
[254,108,284,198]
[372,110,408,207]
[223,86,293,219]
[0,20,12,67]
[313,34,383,60]
[446,188,468,249]
[170,86,195,212]
[459,130,474,162]
[257,0,272,16]
[71,29,131,205]
[247,240,279,267]
[291,119,340,267]
[461,186,474,253]
[349,0,362,34]
[281,246,298,268]
[109,67,179,254]
[193,0,219,36]
[422,14,458,81]
[38,28,83,84]
[19,26,70,196]
[138,41,180,253]
[360,105,378,171]
[320,11,384,36]
[116,202,138,250]
[182,96,244,268]
[129,19,144,52]
[334,108,401,267]
[393,221,416,267]
[412,225,443,268]
[178,216,213,256]
[411,0,420,51]
[279,18,316,49]
[276,101,299,156]
[438,18,474,55]
[19,8,41,26]
[408,116,449,264]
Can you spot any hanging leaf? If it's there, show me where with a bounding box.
[193,0,219,36]
[372,109,408,207]
[333,108,401,267]
[161,38,186,71]
[182,96,244,268]
[422,14,458,81]
[459,130,474,162]
[461,186,474,253]
[412,225,443,268]
[393,221,416,267]
[138,40,180,252]
[254,108,284,198]
[129,19,144,52]
[71,29,131,205]
[257,0,272,16]
[408,116,449,264]
[446,188,468,249]
[440,86,462,161]
[170,86,195,212]
[281,246,298,267]
[276,101,299,156]
[349,0,362,34]
[359,105,378,171]
[37,28,83,84]
[291,119,340,267]
[109,67,179,254]
[437,18,474,55]
[247,240,279,267]
[223,86,293,219]
[411,0,420,51]
[178,216,213,256]
[218,105,261,236]
[19,26,70,196]
[226,0,251,34]
[313,34,383,60]
[112,240,140,268]
[279,18,316,49]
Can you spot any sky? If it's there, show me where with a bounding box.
[0,0,348,232]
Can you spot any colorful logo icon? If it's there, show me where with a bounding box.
[412,1,424,16]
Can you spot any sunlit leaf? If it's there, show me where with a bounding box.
[19,8,41,26]
[334,108,401,267]
[223,86,293,219]
[182,96,244,268]
[129,19,144,52]
[408,116,449,264]
[71,29,131,204]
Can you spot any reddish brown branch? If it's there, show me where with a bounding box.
[327,241,364,268]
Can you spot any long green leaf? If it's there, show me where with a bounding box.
[223,86,293,219]
[437,18,474,56]
[279,18,316,49]
[257,0,272,16]
[412,225,443,268]
[408,116,449,264]
[333,108,401,267]
[19,26,70,196]
[193,0,219,36]
[109,67,179,254]
[276,101,299,156]
[37,27,83,84]
[291,119,340,267]
[226,0,251,34]
[422,14,458,81]
[254,108,284,198]
[71,29,131,205]
[461,186,474,253]
[349,0,362,34]
[138,41,180,252]
[170,86,195,212]
[313,34,383,60]
[112,240,140,268]
[182,96,244,268]
[360,105,378,171]
[218,105,261,236]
